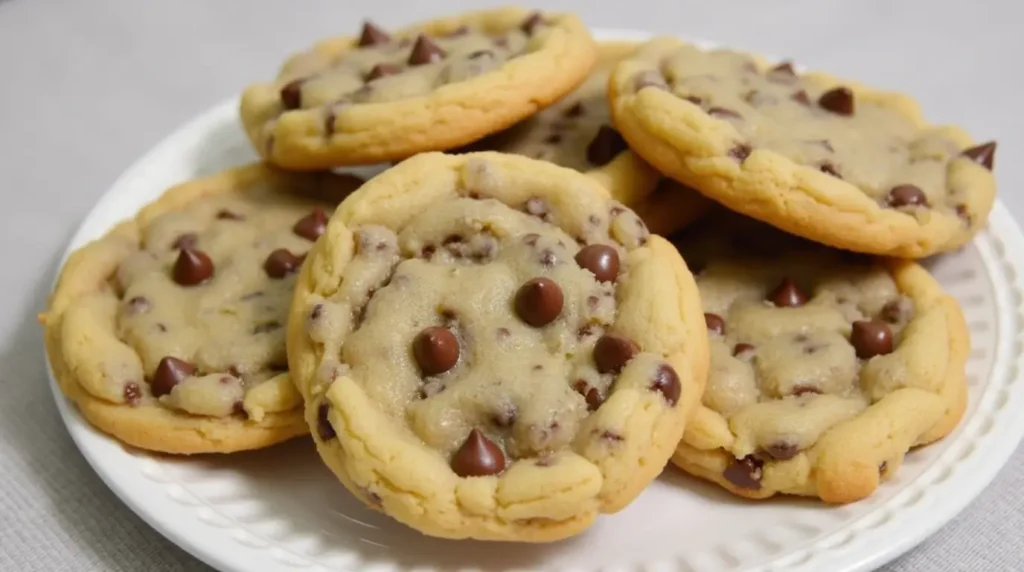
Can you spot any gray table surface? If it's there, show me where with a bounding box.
[2,0,1022,570]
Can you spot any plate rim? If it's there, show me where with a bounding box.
[46,27,1024,572]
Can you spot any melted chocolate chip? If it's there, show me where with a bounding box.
[280,79,304,110]
[733,343,755,357]
[408,35,446,66]
[850,320,894,359]
[520,12,545,35]
[216,209,244,220]
[599,430,625,442]
[887,184,929,208]
[413,326,460,376]
[704,313,726,335]
[684,95,703,105]
[791,90,811,105]
[172,233,197,251]
[317,402,336,440]
[586,125,628,166]
[173,248,214,286]
[818,87,854,116]
[763,441,799,461]
[543,133,562,145]
[264,249,304,279]
[515,278,564,327]
[575,244,620,283]
[123,382,142,405]
[708,107,742,120]
[294,207,328,240]
[956,204,972,226]
[729,144,752,162]
[880,299,906,324]
[723,455,763,490]
[594,334,638,374]
[962,141,996,170]
[151,356,195,397]
[651,364,681,406]
[819,162,841,178]
[768,277,807,307]
[564,102,584,117]
[365,63,401,82]
[767,62,797,82]
[584,387,604,411]
[450,429,506,477]
[791,384,821,396]
[358,21,391,47]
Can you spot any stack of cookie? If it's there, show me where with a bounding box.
[42,7,996,544]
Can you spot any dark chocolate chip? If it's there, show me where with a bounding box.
[764,441,799,461]
[651,364,681,406]
[520,12,545,35]
[126,296,150,315]
[634,70,669,92]
[584,387,604,411]
[413,326,460,376]
[451,429,506,477]
[365,63,401,82]
[407,35,446,66]
[956,204,972,226]
[515,277,564,327]
[850,320,894,359]
[123,382,142,406]
[818,87,854,116]
[723,455,763,490]
[704,313,726,335]
[575,244,620,283]
[792,384,821,396]
[564,102,584,117]
[317,402,336,440]
[791,90,811,105]
[293,207,328,240]
[768,277,807,307]
[172,233,197,251]
[729,144,752,162]
[819,162,841,178]
[887,184,929,208]
[708,107,742,120]
[586,125,628,166]
[280,79,304,110]
[733,342,755,357]
[264,249,304,279]
[962,141,996,170]
[358,21,391,47]
[684,95,703,105]
[151,356,195,398]
[216,209,244,220]
[768,62,797,82]
[173,249,214,286]
[594,334,638,374]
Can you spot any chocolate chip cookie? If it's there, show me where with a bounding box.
[668,213,969,502]
[42,164,363,454]
[287,152,708,541]
[240,8,597,170]
[609,38,997,257]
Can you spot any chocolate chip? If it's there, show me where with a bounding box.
[887,184,929,208]
[216,209,244,220]
[594,334,638,374]
[634,70,669,92]
[879,461,888,475]
[524,197,550,220]
[733,342,755,357]
[704,313,726,335]
[253,321,281,334]
[357,21,391,47]
[172,233,197,251]
[151,356,195,397]
[575,244,620,283]
[564,102,584,117]
[956,204,972,226]
[293,207,328,240]
[818,87,854,116]
[599,430,625,442]
[264,249,304,279]
[769,277,807,307]
[587,125,627,166]
[584,387,604,411]
[880,299,906,323]
[792,384,821,396]
[684,95,703,105]
[850,320,894,359]
[723,455,763,490]
[515,278,563,327]
[126,296,150,315]
[317,402,336,440]
[280,79,304,110]
[729,144,752,162]
[173,249,214,286]
[708,107,742,120]
[544,133,562,145]
[520,12,545,35]
[421,245,436,258]
[764,441,799,461]
[651,364,681,406]
[413,326,459,376]
[365,63,401,82]
[962,141,996,170]
[450,429,506,477]
[123,382,142,405]
[819,162,841,178]
[767,62,797,82]
[407,35,446,66]
[791,90,811,105]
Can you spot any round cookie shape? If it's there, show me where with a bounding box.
[609,38,997,257]
[486,41,712,235]
[41,164,364,454]
[287,152,708,541]
[240,8,598,170]
[668,214,969,503]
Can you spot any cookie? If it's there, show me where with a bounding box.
[41,164,363,454]
[486,41,712,234]
[240,8,597,170]
[668,214,968,503]
[286,152,708,541]
[609,38,997,257]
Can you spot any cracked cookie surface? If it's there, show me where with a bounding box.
[42,164,362,454]
[287,152,708,541]
[668,213,969,502]
[609,38,997,257]
[240,7,597,170]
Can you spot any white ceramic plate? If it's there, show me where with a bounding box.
[48,29,1024,572]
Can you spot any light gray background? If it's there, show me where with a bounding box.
[1,0,1021,570]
